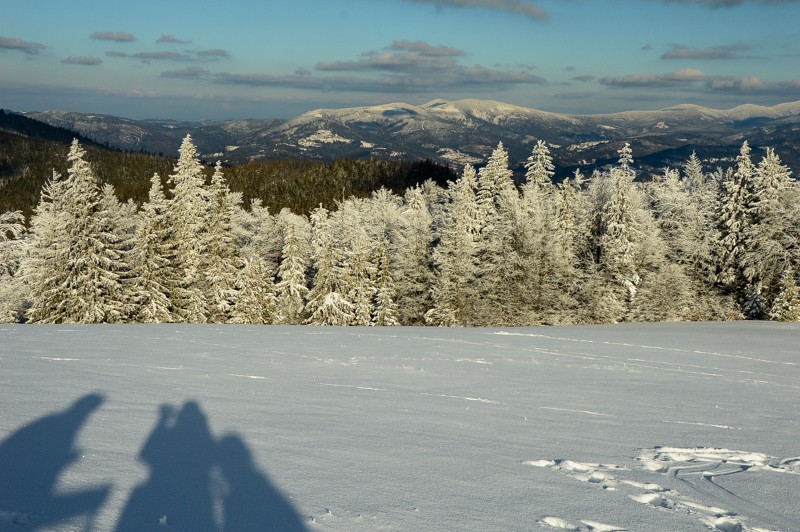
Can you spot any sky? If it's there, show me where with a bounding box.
[2,0,800,121]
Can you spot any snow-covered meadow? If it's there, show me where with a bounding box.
[1,322,798,531]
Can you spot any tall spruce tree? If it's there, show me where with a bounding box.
[24,140,126,323]
[167,135,210,322]
[129,174,180,323]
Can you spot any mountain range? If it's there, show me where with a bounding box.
[17,99,800,176]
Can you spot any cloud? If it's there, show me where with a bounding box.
[403,0,548,20]
[161,66,209,78]
[240,40,546,94]
[642,44,653,51]
[599,67,800,99]
[194,48,231,60]
[599,68,709,87]
[563,66,576,72]
[106,51,193,62]
[157,34,190,44]
[661,43,753,60]
[91,31,136,42]
[214,43,545,94]
[660,0,800,7]
[0,35,46,55]
[214,67,544,94]
[62,56,102,66]
[573,75,594,82]
[708,75,800,95]
[388,40,466,56]
[106,48,230,63]
[317,40,467,73]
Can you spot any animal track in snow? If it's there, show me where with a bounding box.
[528,447,799,531]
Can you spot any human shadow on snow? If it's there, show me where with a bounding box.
[116,400,306,532]
[0,393,110,529]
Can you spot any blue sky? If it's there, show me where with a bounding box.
[2,0,800,120]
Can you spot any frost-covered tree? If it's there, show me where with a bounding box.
[340,203,376,326]
[586,145,674,322]
[0,210,27,322]
[712,141,756,292]
[524,140,555,191]
[683,151,706,194]
[394,187,434,324]
[427,165,480,326]
[203,162,242,323]
[740,148,796,311]
[24,140,126,323]
[167,135,210,322]
[473,143,522,324]
[305,207,353,325]
[591,168,638,312]
[372,239,399,326]
[128,174,180,323]
[230,256,277,324]
[274,214,310,324]
[770,266,800,321]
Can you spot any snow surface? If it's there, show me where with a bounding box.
[0,322,798,531]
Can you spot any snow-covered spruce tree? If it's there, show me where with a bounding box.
[740,148,797,314]
[360,189,402,326]
[587,151,639,321]
[128,174,180,323]
[394,186,435,325]
[473,142,522,325]
[19,175,66,322]
[274,214,310,324]
[712,141,756,296]
[427,165,480,326]
[586,144,676,322]
[545,172,585,323]
[683,151,706,195]
[524,140,555,191]
[24,140,126,323]
[230,256,278,324]
[372,238,399,326]
[98,182,138,315]
[518,141,561,323]
[770,266,800,321]
[646,167,718,319]
[305,206,353,325]
[339,201,377,326]
[232,198,280,274]
[0,210,28,322]
[166,135,210,322]
[203,162,243,323]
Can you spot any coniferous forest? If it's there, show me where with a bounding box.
[1,134,798,325]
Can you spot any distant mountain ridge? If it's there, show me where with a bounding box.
[22,99,800,176]
[0,109,102,148]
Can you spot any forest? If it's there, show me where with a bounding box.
[0,134,798,325]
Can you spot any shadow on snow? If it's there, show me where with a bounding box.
[0,394,306,532]
[0,394,110,529]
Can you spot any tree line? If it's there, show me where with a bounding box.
[0,134,798,324]
[0,131,456,220]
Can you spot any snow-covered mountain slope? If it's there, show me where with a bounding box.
[25,98,800,174]
[1,323,799,531]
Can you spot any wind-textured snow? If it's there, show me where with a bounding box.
[0,322,798,531]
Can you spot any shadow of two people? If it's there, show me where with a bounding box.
[0,394,307,531]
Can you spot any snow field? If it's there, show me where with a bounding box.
[0,322,798,531]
